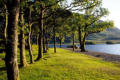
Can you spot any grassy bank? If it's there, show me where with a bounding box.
[0,46,120,80]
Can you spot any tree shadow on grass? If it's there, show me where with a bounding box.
[0,58,6,71]
[43,54,57,60]
[0,66,6,72]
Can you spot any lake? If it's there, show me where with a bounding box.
[49,44,120,55]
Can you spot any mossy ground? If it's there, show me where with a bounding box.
[0,45,120,80]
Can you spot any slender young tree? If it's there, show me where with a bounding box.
[53,18,57,53]
[36,7,44,60]
[27,23,34,63]
[0,3,8,52]
[19,0,28,67]
[43,24,46,53]
[3,4,8,46]
[72,33,75,51]
[27,2,34,63]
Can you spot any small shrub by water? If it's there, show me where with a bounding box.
[106,41,115,44]
[85,41,96,45]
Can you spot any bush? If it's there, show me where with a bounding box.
[85,41,96,45]
[106,41,115,44]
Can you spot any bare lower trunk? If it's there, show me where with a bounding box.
[81,33,87,52]
[53,14,56,53]
[5,0,20,80]
[36,34,39,45]
[19,6,27,67]
[45,27,49,51]
[53,27,56,53]
[36,9,43,60]
[60,39,62,48]
[45,37,48,52]
[3,4,8,46]
[28,25,34,64]
[78,26,82,50]
[37,32,43,60]
[81,42,85,52]
[46,38,49,51]
[72,34,75,51]
[43,40,45,53]
[43,28,46,53]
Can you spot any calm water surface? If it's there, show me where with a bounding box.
[49,44,120,55]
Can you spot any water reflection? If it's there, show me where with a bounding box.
[49,44,120,55]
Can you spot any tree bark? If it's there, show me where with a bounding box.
[36,34,39,45]
[36,8,44,60]
[81,33,87,52]
[3,4,8,46]
[5,0,20,80]
[19,5,27,67]
[45,37,49,52]
[45,26,49,51]
[78,26,82,50]
[43,27,46,53]
[72,33,75,51]
[59,38,62,48]
[53,13,57,53]
[27,8,34,64]
[28,24,34,64]
[53,26,56,53]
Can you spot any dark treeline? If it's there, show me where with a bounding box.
[0,0,114,80]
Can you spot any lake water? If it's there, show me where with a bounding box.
[49,44,120,55]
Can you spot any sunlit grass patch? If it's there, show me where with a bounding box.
[0,46,120,80]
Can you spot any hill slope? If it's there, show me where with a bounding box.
[0,47,120,80]
[87,28,120,40]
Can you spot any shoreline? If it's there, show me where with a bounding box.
[65,48,120,62]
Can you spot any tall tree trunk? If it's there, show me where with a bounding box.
[45,37,48,52]
[3,4,8,46]
[43,36,46,53]
[78,26,82,50]
[43,27,46,53]
[72,33,75,51]
[5,0,20,80]
[36,34,39,45]
[59,38,62,48]
[27,8,34,64]
[28,24,34,64]
[53,26,56,53]
[53,13,56,53]
[19,5,27,67]
[45,26,49,51]
[37,32,43,60]
[36,9,43,60]
[81,33,87,52]
[46,37,49,51]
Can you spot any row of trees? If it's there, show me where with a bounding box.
[0,0,114,80]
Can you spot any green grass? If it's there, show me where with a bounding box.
[0,45,120,80]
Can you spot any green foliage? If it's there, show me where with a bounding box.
[70,1,114,42]
[64,0,102,12]
[88,20,114,33]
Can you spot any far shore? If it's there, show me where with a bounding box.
[65,48,120,62]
